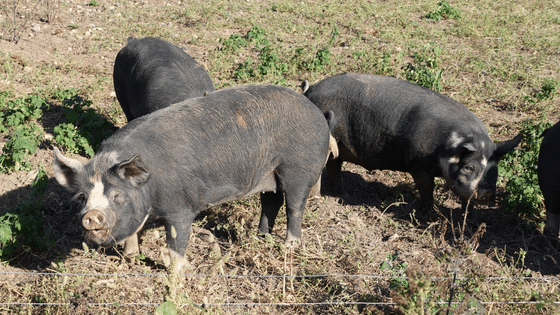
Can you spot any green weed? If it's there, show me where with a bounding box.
[0,124,43,172]
[0,93,47,133]
[294,47,332,72]
[498,119,552,223]
[53,123,95,157]
[0,92,48,172]
[425,0,461,21]
[0,166,50,258]
[257,45,288,77]
[219,34,248,53]
[53,89,117,157]
[379,253,408,289]
[402,44,443,91]
[523,79,558,105]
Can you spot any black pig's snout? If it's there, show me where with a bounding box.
[476,189,494,204]
[82,210,107,231]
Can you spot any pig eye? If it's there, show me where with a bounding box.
[113,192,125,204]
[464,165,475,174]
[74,192,87,205]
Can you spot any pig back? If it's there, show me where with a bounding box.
[99,84,331,208]
[304,73,490,171]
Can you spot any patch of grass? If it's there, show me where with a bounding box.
[0,166,51,258]
[0,93,47,133]
[0,93,47,172]
[402,43,444,91]
[53,89,117,157]
[522,79,558,109]
[424,0,461,21]
[0,124,44,172]
[498,118,552,224]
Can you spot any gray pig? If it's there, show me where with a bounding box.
[113,36,215,121]
[538,120,560,242]
[303,73,522,212]
[53,84,336,272]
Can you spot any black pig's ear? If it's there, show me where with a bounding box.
[494,131,523,158]
[53,147,85,190]
[446,142,477,163]
[117,155,150,187]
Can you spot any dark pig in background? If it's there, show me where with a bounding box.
[53,85,335,272]
[303,73,522,212]
[113,36,215,121]
[538,120,560,242]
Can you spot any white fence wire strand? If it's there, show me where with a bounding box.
[1,270,559,281]
[1,271,559,308]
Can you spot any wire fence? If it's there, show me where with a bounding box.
[1,270,560,281]
[1,271,559,309]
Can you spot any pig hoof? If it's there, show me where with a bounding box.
[122,233,140,255]
[284,232,300,248]
[161,248,193,274]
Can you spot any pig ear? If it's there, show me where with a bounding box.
[117,155,150,187]
[448,142,477,163]
[53,147,85,190]
[494,131,523,158]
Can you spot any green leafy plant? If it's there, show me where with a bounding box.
[425,0,461,21]
[498,119,552,223]
[244,26,268,47]
[402,44,443,91]
[219,26,268,52]
[0,166,50,258]
[232,59,255,80]
[219,34,248,53]
[380,252,409,288]
[0,93,47,133]
[53,123,95,157]
[523,79,558,104]
[295,47,332,72]
[0,124,44,172]
[53,89,117,157]
[224,27,290,82]
[257,45,287,76]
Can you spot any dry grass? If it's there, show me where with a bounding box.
[1,0,560,314]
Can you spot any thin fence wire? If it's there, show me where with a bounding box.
[1,270,559,308]
[1,270,559,281]
[1,301,560,307]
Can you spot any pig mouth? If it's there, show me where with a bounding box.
[453,187,495,206]
[81,209,116,245]
[85,229,113,244]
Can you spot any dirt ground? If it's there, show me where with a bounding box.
[0,0,559,314]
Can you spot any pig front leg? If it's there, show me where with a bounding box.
[326,157,345,197]
[163,211,196,273]
[411,171,435,213]
[123,233,139,255]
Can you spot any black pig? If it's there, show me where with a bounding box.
[303,73,522,212]
[53,85,335,272]
[538,120,560,242]
[113,36,215,121]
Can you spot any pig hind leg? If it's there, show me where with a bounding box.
[114,86,135,122]
[278,170,320,247]
[411,171,436,213]
[258,191,284,234]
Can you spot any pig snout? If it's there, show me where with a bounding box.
[476,189,494,204]
[82,209,115,243]
[82,210,107,230]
